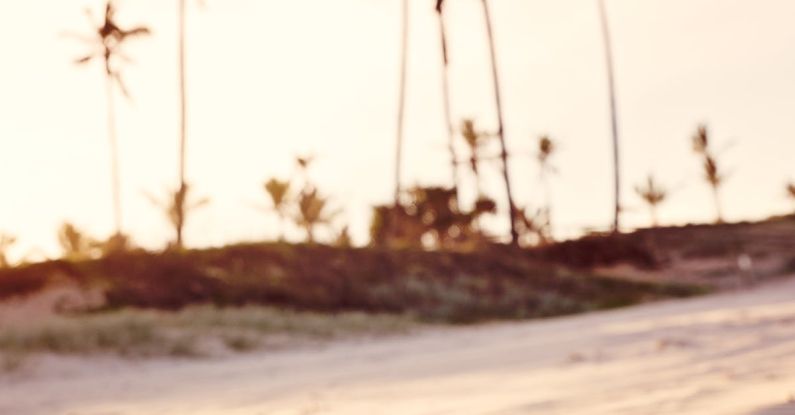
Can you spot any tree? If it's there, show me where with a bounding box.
[145,184,209,249]
[70,1,150,237]
[786,182,795,212]
[692,125,726,223]
[58,222,95,261]
[370,185,495,249]
[263,178,291,241]
[536,135,557,239]
[634,174,668,227]
[394,0,409,205]
[479,0,518,245]
[435,0,459,205]
[295,188,339,244]
[597,0,622,233]
[0,233,16,268]
[461,119,491,195]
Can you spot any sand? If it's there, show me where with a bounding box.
[3,277,795,415]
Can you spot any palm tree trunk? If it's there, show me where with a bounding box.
[105,72,122,235]
[598,0,621,233]
[650,205,658,227]
[712,185,724,224]
[176,0,187,248]
[393,0,409,205]
[436,4,459,206]
[480,0,518,245]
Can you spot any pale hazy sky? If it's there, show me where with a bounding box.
[1,0,794,260]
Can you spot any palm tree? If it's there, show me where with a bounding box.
[435,0,459,205]
[692,125,726,223]
[394,0,409,205]
[295,188,339,244]
[264,178,291,241]
[177,0,188,244]
[71,1,150,236]
[634,174,668,227]
[536,135,557,238]
[58,222,95,261]
[461,119,490,195]
[597,0,622,233]
[786,182,795,213]
[145,184,209,249]
[479,0,518,245]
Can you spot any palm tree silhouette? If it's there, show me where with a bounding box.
[264,178,291,241]
[786,182,795,212]
[634,174,668,227]
[435,0,459,205]
[295,188,339,244]
[71,1,149,236]
[536,135,557,238]
[58,222,95,260]
[394,0,409,205]
[692,125,726,223]
[479,0,518,245]
[597,0,622,233]
[461,119,490,195]
[145,184,209,249]
[175,0,204,247]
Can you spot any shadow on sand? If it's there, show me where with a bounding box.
[748,402,795,415]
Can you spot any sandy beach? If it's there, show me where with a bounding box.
[3,276,795,415]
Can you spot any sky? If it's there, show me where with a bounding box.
[1,0,794,261]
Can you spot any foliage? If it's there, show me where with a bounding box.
[0,306,413,360]
[370,186,496,249]
[263,178,291,240]
[58,223,95,261]
[72,1,151,95]
[0,244,704,325]
[460,119,492,186]
[515,207,551,246]
[145,183,209,249]
[536,135,557,175]
[295,188,340,243]
[635,174,668,227]
[692,124,727,223]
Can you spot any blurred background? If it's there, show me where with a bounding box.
[1,0,794,260]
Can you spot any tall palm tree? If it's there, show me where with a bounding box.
[479,0,518,244]
[461,119,490,195]
[597,0,622,233]
[72,1,150,236]
[536,135,557,238]
[634,174,668,227]
[394,0,409,205]
[177,0,188,246]
[692,125,726,223]
[435,0,459,205]
[145,184,209,249]
[175,0,204,246]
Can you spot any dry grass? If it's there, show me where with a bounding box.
[0,306,416,368]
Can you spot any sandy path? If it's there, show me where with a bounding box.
[3,278,795,415]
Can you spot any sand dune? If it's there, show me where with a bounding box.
[3,277,795,415]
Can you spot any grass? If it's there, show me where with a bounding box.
[0,306,416,366]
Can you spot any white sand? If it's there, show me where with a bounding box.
[3,277,795,415]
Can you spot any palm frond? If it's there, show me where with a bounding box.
[74,54,96,65]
